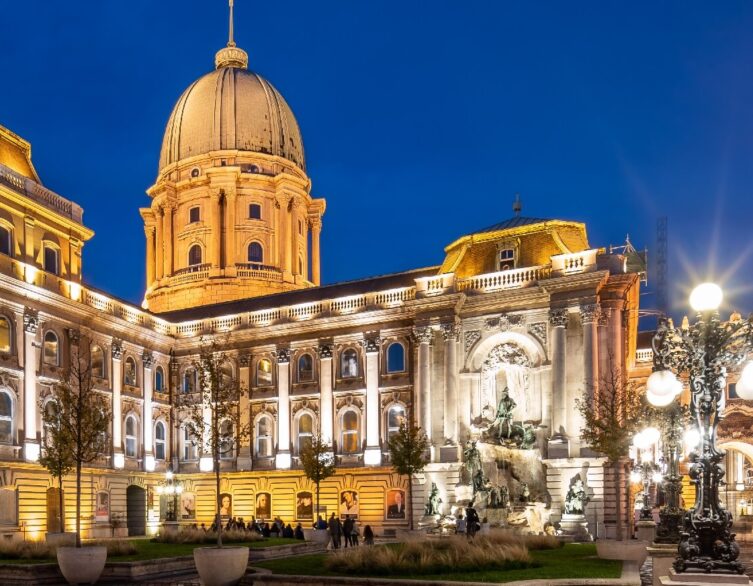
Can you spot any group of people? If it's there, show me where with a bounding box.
[203,515,305,540]
[314,513,375,548]
[455,506,481,539]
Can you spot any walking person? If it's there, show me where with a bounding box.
[343,515,353,548]
[351,517,360,546]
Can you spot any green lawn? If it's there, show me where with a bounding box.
[255,543,623,583]
[0,537,299,565]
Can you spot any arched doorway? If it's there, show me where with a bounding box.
[126,485,146,536]
[46,487,64,533]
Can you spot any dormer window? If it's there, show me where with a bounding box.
[189,207,201,223]
[498,248,515,271]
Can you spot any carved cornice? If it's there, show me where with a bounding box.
[412,326,433,345]
[548,308,568,328]
[23,308,38,334]
[580,303,601,325]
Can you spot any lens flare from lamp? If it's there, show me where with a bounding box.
[630,470,642,483]
[735,361,753,400]
[647,370,679,398]
[683,428,701,450]
[652,472,663,484]
[647,389,675,407]
[689,282,723,312]
[642,427,660,446]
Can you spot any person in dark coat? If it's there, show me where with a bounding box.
[294,522,305,540]
[329,513,342,549]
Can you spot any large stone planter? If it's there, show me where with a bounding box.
[596,540,648,566]
[193,546,249,586]
[45,532,77,548]
[56,546,107,585]
[303,528,329,544]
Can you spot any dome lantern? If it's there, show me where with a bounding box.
[215,0,248,69]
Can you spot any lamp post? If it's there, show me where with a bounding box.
[647,283,753,575]
[631,427,662,521]
[156,465,183,523]
[652,404,689,544]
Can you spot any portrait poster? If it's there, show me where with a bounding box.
[296,491,313,520]
[339,490,359,518]
[255,492,272,519]
[95,491,110,522]
[219,493,232,519]
[181,492,196,520]
[385,489,406,520]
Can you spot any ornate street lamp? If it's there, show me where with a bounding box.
[647,283,753,574]
[156,465,183,522]
[631,427,662,521]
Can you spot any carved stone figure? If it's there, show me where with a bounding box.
[463,440,482,480]
[425,482,442,516]
[517,422,537,449]
[564,477,590,515]
[472,468,487,497]
[494,387,516,440]
[488,485,499,508]
[519,482,530,503]
[499,485,509,509]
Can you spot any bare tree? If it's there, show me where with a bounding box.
[387,420,429,530]
[38,397,74,534]
[299,432,336,523]
[49,334,111,547]
[178,338,251,546]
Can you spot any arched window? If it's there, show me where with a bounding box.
[42,331,59,366]
[387,405,406,442]
[42,400,59,445]
[155,366,165,392]
[0,390,13,444]
[386,342,405,373]
[341,349,358,378]
[257,359,272,386]
[220,419,234,459]
[248,242,263,264]
[256,415,273,457]
[220,361,234,389]
[155,421,166,460]
[298,353,313,382]
[0,225,11,257]
[182,427,197,460]
[124,357,137,386]
[91,345,105,378]
[188,245,202,267]
[249,204,262,220]
[43,245,59,275]
[183,368,196,393]
[125,415,137,457]
[0,317,10,354]
[341,410,359,454]
[297,413,313,454]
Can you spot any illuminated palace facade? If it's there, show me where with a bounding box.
[0,34,644,541]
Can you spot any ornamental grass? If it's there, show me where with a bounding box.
[151,527,264,544]
[325,533,533,576]
[0,539,137,560]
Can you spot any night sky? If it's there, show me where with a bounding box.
[2,1,752,319]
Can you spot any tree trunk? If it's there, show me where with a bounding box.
[75,462,81,547]
[316,480,320,526]
[408,474,414,531]
[58,473,64,534]
[216,461,223,547]
[614,461,623,540]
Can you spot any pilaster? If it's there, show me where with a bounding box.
[363,335,381,466]
[413,326,434,456]
[275,348,291,469]
[317,343,334,444]
[548,308,569,458]
[142,350,155,471]
[22,308,39,461]
[111,340,124,469]
[440,322,459,462]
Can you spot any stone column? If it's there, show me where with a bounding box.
[441,323,459,460]
[597,309,610,383]
[549,309,568,454]
[605,301,624,375]
[311,217,321,285]
[290,200,299,277]
[155,207,164,280]
[142,351,155,471]
[279,195,292,279]
[318,344,334,444]
[580,304,600,404]
[224,188,237,272]
[22,309,39,461]
[237,355,252,470]
[363,336,381,466]
[162,205,174,277]
[458,373,475,443]
[69,238,81,280]
[111,341,124,469]
[275,348,291,469]
[413,327,434,448]
[145,226,155,286]
[736,452,745,491]
[210,190,222,269]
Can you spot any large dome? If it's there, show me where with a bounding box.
[158,47,305,172]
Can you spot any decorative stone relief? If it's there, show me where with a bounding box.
[464,330,482,352]
[548,308,568,328]
[412,326,433,345]
[23,309,38,334]
[440,323,460,341]
[317,343,333,359]
[111,340,123,360]
[251,402,278,418]
[527,322,547,347]
[597,308,610,327]
[485,314,524,331]
[380,390,411,409]
[362,336,381,354]
[580,304,601,325]
[482,343,532,371]
[292,398,319,416]
[0,372,19,395]
[239,354,251,367]
[67,328,80,346]
[275,348,290,364]
[142,351,154,369]
[335,394,364,411]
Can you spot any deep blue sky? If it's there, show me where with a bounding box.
[2,1,753,317]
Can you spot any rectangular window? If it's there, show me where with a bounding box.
[155,440,165,460]
[189,207,201,223]
[498,248,515,271]
[729,383,739,400]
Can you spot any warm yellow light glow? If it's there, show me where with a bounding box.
[68,281,81,301]
[24,265,37,284]
[630,470,642,483]
[689,282,723,312]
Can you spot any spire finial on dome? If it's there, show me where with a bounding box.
[215,0,248,69]
[513,193,522,217]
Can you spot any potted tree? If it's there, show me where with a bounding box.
[51,333,112,585]
[38,395,75,547]
[387,419,429,533]
[180,339,251,586]
[299,432,336,543]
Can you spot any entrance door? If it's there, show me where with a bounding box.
[46,487,64,533]
[126,485,146,536]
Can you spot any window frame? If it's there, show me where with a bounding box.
[154,420,166,460]
[248,242,263,264]
[386,403,406,443]
[0,224,12,257]
[125,414,138,458]
[183,368,196,393]
[249,203,262,220]
[385,342,406,374]
[296,411,314,455]
[256,358,273,387]
[340,408,360,454]
[188,206,201,223]
[43,244,60,275]
[155,366,165,392]
[0,389,14,445]
[255,414,274,458]
[188,244,203,267]
[124,356,138,387]
[297,353,314,383]
[340,348,359,379]
[182,426,197,461]
[219,419,235,460]
[91,345,105,379]
[0,316,13,355]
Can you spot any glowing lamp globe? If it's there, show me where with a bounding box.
[684,428,701,450]
[630,470,642,484]
[689,283,723,312]
[647,370,679,399]
[647,389,675,407]
[735,361,753,400]
[652,472,663,484]
[642,427,660,446]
